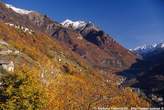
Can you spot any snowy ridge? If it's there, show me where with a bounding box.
[61,19,100,32]
[132,42,164,55]
[61,19,88,30]
[5,3,33,14]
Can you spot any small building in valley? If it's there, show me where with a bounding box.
[0,60,14,72]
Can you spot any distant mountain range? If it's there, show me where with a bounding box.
[122,42,164,106]
[132,42,164,57]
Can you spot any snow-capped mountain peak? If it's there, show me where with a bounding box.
[134,42,164,50]
[159,43,164,48]
[61,19,100,32]
[132,42,164,56]
[5,3,33,14]
[61,19,88,30]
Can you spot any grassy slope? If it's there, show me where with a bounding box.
[0,22,150,109]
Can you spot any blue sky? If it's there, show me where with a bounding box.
[4,0,164,48]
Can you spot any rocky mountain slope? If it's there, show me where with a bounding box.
[0,15,150,110]
[0,2,137,72]
[0,2,150,109]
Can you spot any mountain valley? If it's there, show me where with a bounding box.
[1,1,163,109]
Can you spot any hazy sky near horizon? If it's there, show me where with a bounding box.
[4,0,164,48]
